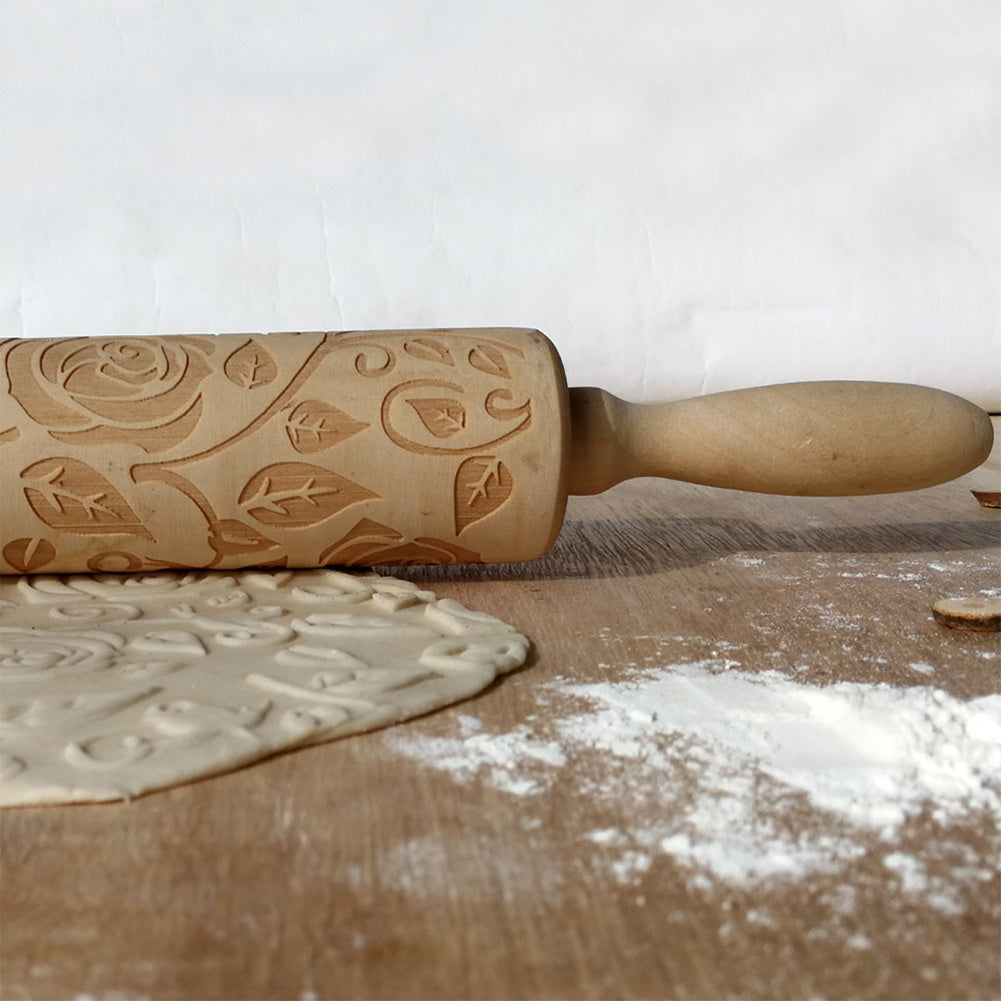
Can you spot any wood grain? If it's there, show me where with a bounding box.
[2,420,998,1001]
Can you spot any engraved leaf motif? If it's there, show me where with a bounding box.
[454,456,513,534]
[238,463,379,527]
[468,344,511,379]
[21,458,154,540]
[207,519,283,559]
[223,339,278,389]
[406,398,466,438]
[2,537,57,573]
[317,518,405,565]
[285,401,368,454]
[404,338,454,366]
[317,518,482,567]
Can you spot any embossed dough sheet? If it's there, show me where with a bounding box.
[0,570,530,806]
[1,2,997,410]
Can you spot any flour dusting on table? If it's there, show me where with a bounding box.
[386,659,1001,897]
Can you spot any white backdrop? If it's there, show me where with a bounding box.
[1,1,998,409]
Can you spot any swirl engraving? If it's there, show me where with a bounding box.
[2,329,558,571]
[353,343,395,377]
[380,380,531,456]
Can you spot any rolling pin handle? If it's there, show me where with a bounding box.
[567,383,994,497]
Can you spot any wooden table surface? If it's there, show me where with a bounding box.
[2,421,999,1001]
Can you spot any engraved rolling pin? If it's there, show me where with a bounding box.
[0,329,992,574]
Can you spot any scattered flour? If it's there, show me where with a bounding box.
[560,665,1001,831]
[387,660,1001,893]
[388,714,566,797]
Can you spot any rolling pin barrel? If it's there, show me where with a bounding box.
[0,329,571,573]
[1,329,993,574]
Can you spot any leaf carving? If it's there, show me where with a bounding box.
[404,338,454,366]
[318,518,482,567]
[468,344,511,379]
[0,426,20,445]
[285,401,368,454]
[207,519,283,560]
[21,458,154,539]
[238,463,379,527]
[454,456,513,534]
[2,537,57,572]
[223,338,278,389]
[406,398,466,438]
[317,518,405,565]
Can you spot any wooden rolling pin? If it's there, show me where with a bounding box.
[0,328,992,573]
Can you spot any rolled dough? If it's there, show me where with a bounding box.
[0,568,528,806]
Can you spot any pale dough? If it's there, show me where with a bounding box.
[0,569,528,806]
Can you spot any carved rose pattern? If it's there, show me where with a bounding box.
[1,330,546,571]
[6,336,214,453]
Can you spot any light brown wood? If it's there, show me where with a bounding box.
[1,330,992,574]
[567,382,993,495]
[1,419,998,1001]
[0,329,571,573]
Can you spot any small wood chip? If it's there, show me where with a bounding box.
[931,597,1001,632]
[971,490,1001,508]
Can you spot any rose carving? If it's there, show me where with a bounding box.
[5,336,215,452]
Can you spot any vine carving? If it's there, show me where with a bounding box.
[1,330,552,571]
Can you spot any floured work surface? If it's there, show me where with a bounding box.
[2,420,998,1000]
